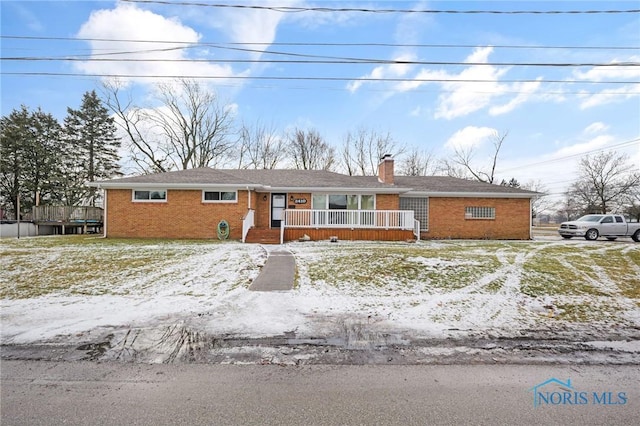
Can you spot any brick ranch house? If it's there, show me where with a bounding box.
[91,156,539,243]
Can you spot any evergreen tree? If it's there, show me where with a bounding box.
[64,90,121,205]
[0,106,64,218]
[0,106,31,218]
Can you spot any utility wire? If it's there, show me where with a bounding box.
[3,35,638,51]
[496,138,640,174]
[4,56,638,68]
[0,74,634,95]
[3,71,639,85]
[120,1,640,15]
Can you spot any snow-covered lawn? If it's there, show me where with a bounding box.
[1,236,639,344]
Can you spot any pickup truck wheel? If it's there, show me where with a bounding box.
[606,237,617,241]
[633,230,640,242]
[561,235,573,239]
[585,228,599,241]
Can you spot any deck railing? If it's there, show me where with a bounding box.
[32,205,103,223]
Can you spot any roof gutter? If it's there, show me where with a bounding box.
[406,191,538,199]
[89,182,261,190]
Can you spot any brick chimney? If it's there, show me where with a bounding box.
[378,154,394,184]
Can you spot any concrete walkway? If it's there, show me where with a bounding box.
[249,248,295,291]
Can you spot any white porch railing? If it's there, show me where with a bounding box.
[413,219,421,241]
[284,209,415,230]
[242,209,255,243]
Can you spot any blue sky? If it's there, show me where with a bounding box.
[1,0,639,199]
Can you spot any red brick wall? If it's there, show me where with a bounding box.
[424,197,531,240]
[106,189,250,239]
[284,228,413,242]
[255,192,270,229]
[376,194,399,210]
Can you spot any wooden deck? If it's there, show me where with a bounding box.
[31,205,103,235]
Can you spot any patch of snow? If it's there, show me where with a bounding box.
[584,340,640,353]
[1,239,639,345]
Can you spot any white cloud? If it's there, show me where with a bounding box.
[583,122,609,134]
[578,83,640,109]
[347,53,417,92]
[489,80,541,116]
[573,56,640,82]
[435,47,514,119]
[76,3,237,84]
[553,134,615,158]
[409,106,423,117]
[445,126,497,151]
[348,46,542,119]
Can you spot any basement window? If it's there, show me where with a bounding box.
[465,206,495,220]
[133,190,167,202]
[203,190,237,203]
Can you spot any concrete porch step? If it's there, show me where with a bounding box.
[245,228,281,244]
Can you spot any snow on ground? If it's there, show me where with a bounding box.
[1,237,639,344]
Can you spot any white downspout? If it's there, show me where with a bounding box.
[102,186,108,238]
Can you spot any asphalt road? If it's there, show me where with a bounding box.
[2,361,638,425]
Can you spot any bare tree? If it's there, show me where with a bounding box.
[102,80,172,174]
[341,128,405,175]
[287,128,336,170]
[152,80,235,169]
[441,130,507,183]
[237,121,285,169]
[569,151,639,214]
[624,187,640,222]
[102,79,235,173]
[555,196,583,222]
[522,180,550,221]
[398,148,436,176]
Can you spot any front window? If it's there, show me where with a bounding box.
[203,190,237,203]
[313,194,375,210]
[361,195,375,210]
[312,194,327,210]
[133,189,167,202]
[329,195,347,210]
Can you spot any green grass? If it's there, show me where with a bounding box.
[0,235,246,299]
[305,244,500,293]
[2,237,639,329]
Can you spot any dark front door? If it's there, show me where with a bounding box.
[271,193,286,228]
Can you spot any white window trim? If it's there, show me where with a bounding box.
[202,190,238,203]
[312,194,376,210]
[132,189,167,203]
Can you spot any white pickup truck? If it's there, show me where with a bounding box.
[558,214,640,241]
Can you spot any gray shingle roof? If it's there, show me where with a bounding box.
[94,168,539,196]
[394,176,540,195]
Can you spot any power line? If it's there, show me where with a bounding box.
[120,1,640,15]
[0,72,635,96]
[3,71,639,85]
[496,138,640,174]
[3,35,639,51]
[4,56,638,68]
